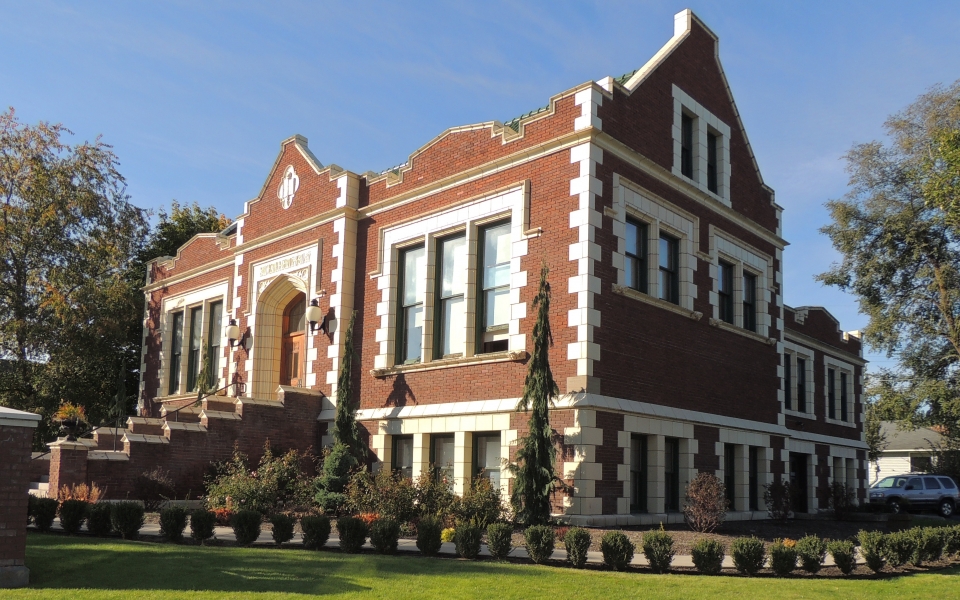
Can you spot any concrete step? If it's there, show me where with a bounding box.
[28,482,49,491]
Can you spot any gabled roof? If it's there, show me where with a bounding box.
[880,421,944,452]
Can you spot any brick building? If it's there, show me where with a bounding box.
[43,9,867,525]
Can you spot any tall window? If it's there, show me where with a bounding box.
[748,447,759,511]
[742,272,757,332]
[435,235,467,358]
[840,372,849,421]
[630,435,648,512]
[168,311,184,395]
[796,358,807,413]
[707,132,718,193]
[658,234,679,305]
[479,222,511,354]
[624,219,648,293]
[431,434,455,489]
[392,435,413,480]
[474,433,501,487]
[206,301,223,389]
[724,443,736,510]
[717,260,734,324]
[784,354,793,410]
[664,438,680,512]
[397,246,425,364]
[681,113,694,178]
[280,295,306,387]
[828,368,837,419]
[186,306,203,391]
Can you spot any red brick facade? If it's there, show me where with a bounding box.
[35,10,866,524]
[1,408,39,588]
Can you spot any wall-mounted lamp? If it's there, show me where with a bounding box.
[306,298,325,333]
[225,319,241,347]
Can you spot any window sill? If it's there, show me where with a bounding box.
[154,393,201,404]
[784,408,816,421]
[371,349,529,378]
[611,284,702,321]
[708,318,776,345]
[825,416,857,428]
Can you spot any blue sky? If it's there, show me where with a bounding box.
[4,1,959,371]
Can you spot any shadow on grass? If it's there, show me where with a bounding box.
[23,534,525,596]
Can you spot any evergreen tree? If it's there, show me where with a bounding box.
[508,264,561,526]
[333,310,361,456]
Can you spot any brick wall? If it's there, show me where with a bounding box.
[0,411,38,588]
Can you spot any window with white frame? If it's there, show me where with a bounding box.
[624,218,648,293]
[717,260,734,324]
[672,85,731,204]
[824,356,856,426]
[711,231,770,337]
[397,245,426,365]
[162,287,228,396]
[478,221,511,354]
[782,343,814,418]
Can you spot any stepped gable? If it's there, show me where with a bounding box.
[785,305,862,358]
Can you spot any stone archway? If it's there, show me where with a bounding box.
[252,274,308,399]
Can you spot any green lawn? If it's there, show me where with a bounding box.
[5,533,960,599]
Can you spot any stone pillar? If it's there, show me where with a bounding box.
[453,431,471,496]
[0,406,40,588]
[47,439,89,501]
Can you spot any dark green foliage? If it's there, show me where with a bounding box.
[416,515,443,556]
[508,265,561,526]
[763,479,792,522]
[313,442,357,515]
[523,525,555,564]
[826,481,856,520]
[133,467,175,512]
[206,443,312,515]
[795,535,827,573]
[731,536,766,576]
[190,510,216,544]
[344,467,416,524]
[58,499,88,534]
[301,515,331,550]
[454,477,505,529]
[828,540,856,575]
[370,518,401,554]
[858,529,886,573]
[564,527,592,568]
[110,501,145,540]
[159,505,188,542]
[333,311,361,457]
[230,510,262,546]
[946,525,960,556]
[336,516,368,553]
[486,523,513,560]
[86,502,113,537]
[414,472,457,521]
[691,538,725,575]
[883,530,915,567]
[30,497,58,532]
[454,522,482,559]
[641,529,675,573]
[600,531,635,571]
[270,514,295,546]
[909,527,944,566]
[769,540,797,576]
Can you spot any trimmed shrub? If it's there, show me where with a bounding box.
[190,510,217,544]
[159,505,189,542]
[31,497,58,532]
[564,527,592,569]
[134,466,175,512]
[336,516,368,553]
[828,540,856,575]
[731,536,766,576]
[313,442,357,515]
[454,477,506,530]
[270,513,296,546]
[454,522,482,559]
[641,529,675,574]
[858,529,886,573]
[231,509,262,546]
[600,531,635,571]
[769,539,797,576]
[883,530,915,567]
[370,518,401,554]
[691,538,725,575]
[345,468,417,525]
[945,525,960,556]
[301,515,332,550]
[111,501,145,540]
[416,516,443,556]
[910,527,944,566]
[487,523,514,560]
[87,502,113,537]
[683,473,728,533]
[524,525,555,564]
[795,535,827,573]
[440,527,456,543]
[58,499,88,534]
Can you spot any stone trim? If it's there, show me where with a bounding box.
[370,350,528,378]
[612,284,703,321]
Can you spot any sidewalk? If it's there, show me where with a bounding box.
[43,519,862,568]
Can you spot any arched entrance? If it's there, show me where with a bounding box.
[280,294,306,387]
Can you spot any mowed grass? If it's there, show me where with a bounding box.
[5,533,960,600]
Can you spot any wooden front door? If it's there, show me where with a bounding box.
[280,294,306,387]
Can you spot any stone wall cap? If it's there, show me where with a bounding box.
[0,406,41,428]
[46,438,90,451]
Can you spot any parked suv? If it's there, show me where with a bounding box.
[869,473,959,517]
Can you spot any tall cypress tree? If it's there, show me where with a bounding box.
[332,310,361,456]
[508,264,560,526]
